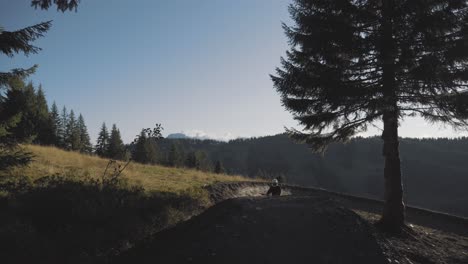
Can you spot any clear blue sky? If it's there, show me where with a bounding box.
[1,0,467,143]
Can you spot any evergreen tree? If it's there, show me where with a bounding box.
[0,77,33,170]
[132,130,150,164]
[95,122,109,157]
[0,0,79,170]
[11,82,37,142]
[131,124,163,164]
[0,22,51,89]
[195,150,212,172]
[67,110,81,150]
[1,0,78,86]
[49,101,61,146]
[167,142,184,167]
[77,114,92,153]
[184,151,197,169]
[132,130,158,164]
[272,0,468,231]
[34,85,52,144]
[59,106,68,148]
[214,160,224,174]
[108,124,125,160]
[9,82,53,145]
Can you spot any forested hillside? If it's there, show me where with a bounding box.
[158,135,468,217]
[5,76,466,219]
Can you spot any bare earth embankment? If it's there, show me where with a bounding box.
[116,182,468,264]
[117,196,387,264]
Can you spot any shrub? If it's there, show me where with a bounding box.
[0,175,204,263]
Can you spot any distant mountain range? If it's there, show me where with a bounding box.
[167,133,190,139]
[166,133,229,141]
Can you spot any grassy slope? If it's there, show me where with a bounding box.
[5,145,249,194]
[0,145,252,263]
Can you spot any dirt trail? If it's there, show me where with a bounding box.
[207,182,468,236]
[115,182,468,264]
[205,182,468,264]
[117,196,387,264]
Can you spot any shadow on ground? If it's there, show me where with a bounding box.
[0,175,203,264]
[116,196,387,264]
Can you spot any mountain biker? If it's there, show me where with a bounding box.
[266,178,281,196]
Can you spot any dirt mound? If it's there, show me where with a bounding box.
[116,196,387,264]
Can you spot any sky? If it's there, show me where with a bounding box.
[1,0,468,143]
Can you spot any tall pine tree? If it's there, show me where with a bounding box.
[59,106,68,148]
[77,114,92,153]
[95,122,109,157]
[1,80,51,145]
[34,85,52,144]
[67,110,81,151]
[0,0,79,169]
[49,101,61,146]
[272,0,468,231]
[132,130,151,164]
[167,142,184,167]
[131,125,163,164]
[185,151,197,169]
[11,82,37,142]
[108,124,125,160]
[0,77,33,170]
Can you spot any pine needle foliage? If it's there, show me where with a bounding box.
[0,0,81,170]
[31,0,80,12]
[272,0,468,151]
[0,21,51,57]
[272,0,468,231]
[0,21,51,89]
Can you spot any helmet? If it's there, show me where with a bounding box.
[272,179,279,186]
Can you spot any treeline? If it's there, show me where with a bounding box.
[161,142,224,173]
[92,123,219,174]
[1,77,224,174]
[157,135,468,217]
[92,123,164,166]
[93,124,224,173]
[1,78,171,168]
[94,123,127,160]
[1,77,92,153]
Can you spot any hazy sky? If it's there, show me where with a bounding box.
[2,0,468,143]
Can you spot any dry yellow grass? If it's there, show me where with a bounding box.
[4,145,250,194]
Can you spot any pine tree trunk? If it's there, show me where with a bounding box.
[379,111,405,231]
[378,0,405,232]
[380,0,405,231]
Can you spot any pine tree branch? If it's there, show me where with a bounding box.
[0,66,37,88]
[288,113,380,153]
[0,21,52,57]
[31,0,80,12]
